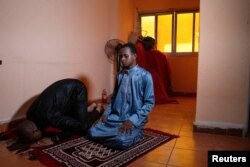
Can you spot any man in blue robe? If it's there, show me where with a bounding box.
[88,43,155,150]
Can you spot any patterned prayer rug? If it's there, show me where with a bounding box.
[31,128,178,167]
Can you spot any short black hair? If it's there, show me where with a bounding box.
[118,43,137,55]
[17,120,41,143]
[142,36,156,50]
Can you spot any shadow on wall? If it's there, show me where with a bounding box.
[77,75,94,102]
[78,75,91,94]
[8,95,39,130]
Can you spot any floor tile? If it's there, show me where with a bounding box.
[168,148,207,167]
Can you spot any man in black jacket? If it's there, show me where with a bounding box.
[17,78,101,143]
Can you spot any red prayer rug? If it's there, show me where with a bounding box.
[30,128,178,167]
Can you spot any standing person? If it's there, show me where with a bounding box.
[129,32,175,103]
[17,79,101,143]
[88,43,155,150]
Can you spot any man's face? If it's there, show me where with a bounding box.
[18,120,42,143]
[26,121,42,142]
[31,125,42,140]
[119,47,136,69]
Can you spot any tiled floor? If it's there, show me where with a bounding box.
[0,96,250,167]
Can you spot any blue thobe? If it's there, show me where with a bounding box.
[88,65,155,149]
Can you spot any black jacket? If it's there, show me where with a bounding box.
[27,79,95,135]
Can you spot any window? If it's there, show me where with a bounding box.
[140,11,200,54]
[157,14,172,52]
[141,16,155,38]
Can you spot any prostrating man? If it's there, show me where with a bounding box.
[17,78,101,143]
[88,43,155,150]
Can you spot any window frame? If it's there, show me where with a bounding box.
[139,9,199,55]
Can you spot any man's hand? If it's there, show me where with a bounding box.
[92,114,107,127]
[118,120,134,135]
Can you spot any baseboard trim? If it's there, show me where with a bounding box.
[171,92,196,97]
[193,121,244,136]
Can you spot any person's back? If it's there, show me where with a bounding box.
[16,78,102,143]
[141,36,175,103]
[27,79,89,135]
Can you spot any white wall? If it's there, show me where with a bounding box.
[195,0,250,133]
[0,0,134,123]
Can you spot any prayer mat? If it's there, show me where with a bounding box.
[30,128,178,167]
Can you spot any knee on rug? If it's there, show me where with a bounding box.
[87,126,108,139]
[87,127,98,138]
[112,135,136,150]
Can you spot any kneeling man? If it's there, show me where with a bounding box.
[88,43,155,150]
